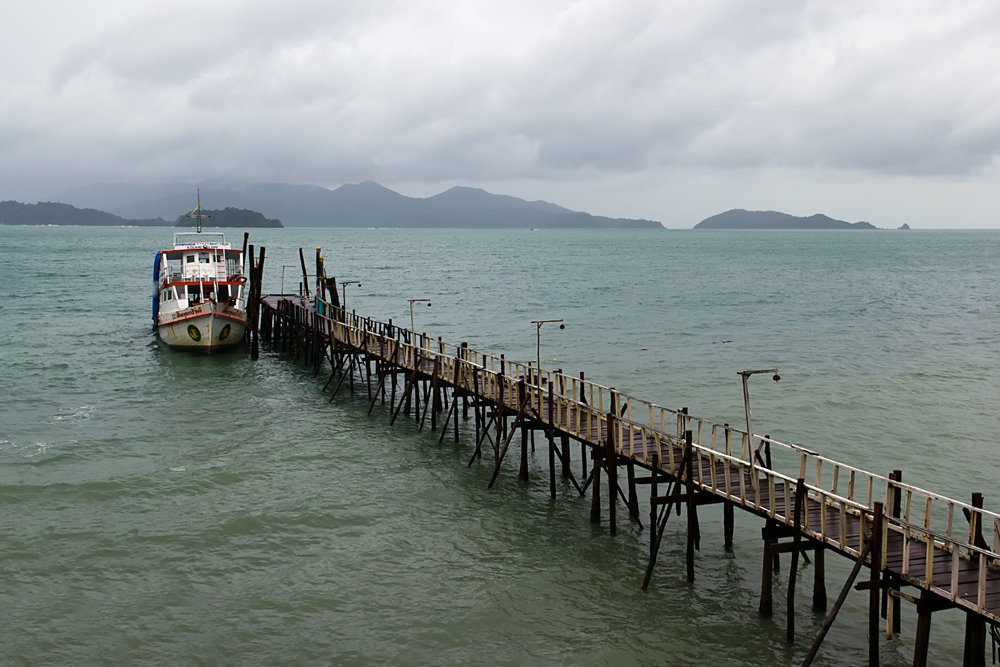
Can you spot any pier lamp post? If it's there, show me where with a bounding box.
[531,319,565,384]
[408,298,432,334]
[280,265,298,294]
[739,368,780,469]
[340,281,361,310]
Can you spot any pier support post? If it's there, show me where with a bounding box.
[813,546,827,611]
[913,591,934,667]
[723,501,734,551]
[518,381,529,481]
[590,448,602,524]
[519,427,529,482]
[608,391,618,537]
[649,454,659,560]
[760,535,775,617]
[627,460,640,523]
[963,492,987,667]
[869,501,884,667]
[561,434,571,478]
[787,478,806,643]
[684,430,697,582]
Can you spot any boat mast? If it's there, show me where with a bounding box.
[187,188,209,233]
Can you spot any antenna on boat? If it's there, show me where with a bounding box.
[186,188,210,233]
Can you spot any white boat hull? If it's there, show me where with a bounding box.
[157,301,247,353]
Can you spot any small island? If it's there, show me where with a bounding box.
[695,209,876,230]
[175,207,283,228]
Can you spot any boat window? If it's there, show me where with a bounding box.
[217,285,230,300]
[186,255,195,263]
[174,286,185,300]
[225,250,242,278]
[188,286,200,302]
[199,254,210,264]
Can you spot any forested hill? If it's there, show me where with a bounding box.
[0,201,166,226]
[0,201,282,227]
[174,207,283,228]
[695,209,877,230]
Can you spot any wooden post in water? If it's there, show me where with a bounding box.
[247,243,257,357]
[787,478,805,643]
[760,534,775,617]
[684,429,696,582]
[813,546,828,611]
[608,390,617,536]
[248,245,264,360]
[547,383,556,499]
[579,372,588,481]
[913,591,934,667]
[627,460,640,523]
[298,247,310,298]
[885,469,903,637]
[649,453,659,560]
[723,425,735,551]
[519,377,529,482]
[590,445,602,524]
[802,538,873,666]
[963,492,987,667]
[869,501,884,667]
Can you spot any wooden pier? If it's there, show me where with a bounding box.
[247,248,999,666]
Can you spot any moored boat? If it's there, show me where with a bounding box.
[152,196,248,353]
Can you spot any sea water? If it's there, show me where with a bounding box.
[1,225,998,665]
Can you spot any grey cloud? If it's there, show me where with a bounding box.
[2,0,999,226]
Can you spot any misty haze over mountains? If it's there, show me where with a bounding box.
[52,181,664,230]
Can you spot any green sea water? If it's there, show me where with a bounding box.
[2,225,998,665]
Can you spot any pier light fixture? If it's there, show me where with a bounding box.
[738,368,780,468]
[408,298,432,333]
[531,319,565,384]
[280,265,299,294]
[340,281,361,310]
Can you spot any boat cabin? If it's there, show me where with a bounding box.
[156,234,246,312]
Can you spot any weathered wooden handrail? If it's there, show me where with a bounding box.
[309,296,1000,623]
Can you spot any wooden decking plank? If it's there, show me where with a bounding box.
[263,298,1000,626]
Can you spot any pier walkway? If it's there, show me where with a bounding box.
[256,285,999,666]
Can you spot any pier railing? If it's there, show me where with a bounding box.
[312,300,999,620]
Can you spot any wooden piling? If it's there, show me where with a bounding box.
[685,429,696,582]
[254,278,1000,662]
[608,391,618,537]
[869,501,884,667]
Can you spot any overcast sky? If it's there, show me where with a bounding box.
[3,1,998,228]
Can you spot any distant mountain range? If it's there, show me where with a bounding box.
[694,209,877,230]
[49,181,664,230]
